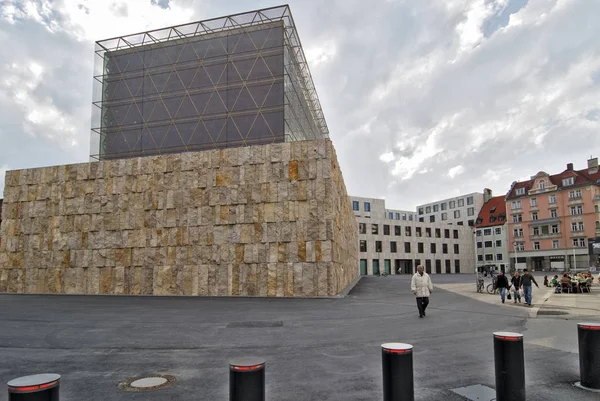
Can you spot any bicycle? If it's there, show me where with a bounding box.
[487,276,498,294]
[476,275,485,293]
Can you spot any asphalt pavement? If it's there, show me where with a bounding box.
[0,274,597,400]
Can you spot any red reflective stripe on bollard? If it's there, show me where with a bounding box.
[8,380,58,392]
[495,335,522,341]
[579,325,600,330]
[230,364,264,372]
[384,348,412,354]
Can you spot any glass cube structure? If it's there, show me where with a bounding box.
[90,5,329,160]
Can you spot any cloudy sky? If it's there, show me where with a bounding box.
[1,0,599,210]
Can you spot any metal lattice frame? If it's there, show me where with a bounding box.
[90,5,329,160]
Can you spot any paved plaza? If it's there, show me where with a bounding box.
[0,274,599,400]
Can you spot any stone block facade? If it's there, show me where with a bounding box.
[0,139,358,297]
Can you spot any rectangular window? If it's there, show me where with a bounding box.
[496,253,503,261]
[516,187,525,195]
[409,215,413,221]
[467,196,474,205]
[453,230,459,239]
[394,225,401,236]
[495,227,502,235]
[454,244,459,254]
[419,217,424,222]
[424,227,431,237]
[496,240,502,247]
[478,255,484,261]
[530,198,537,206]
[455,259,461,273]
[352,201,359,211]
[390,241,397,253]
[551,224,559,234]
[573,238,585,247]
[441,203,447,210]
[484,229,492,236]
[533,227,540,235]
[570,205,583,215]
[513,228,523,237]
[476,230,482,237]
[430,243,437,253]
[445,259,451,274]
[442,244,448,254]
[512,214,523,223]
[418,208,424,215]
[569,189,582,199]
[484,241,493,248]
[433,204,439,212]
[552,240,559,249]
[467,207,474,216]
[549,194,556,204]
[383,225,390,235]
[562,177,574,186]
[388,212,394,219]
[364,202,371,212]
[516,243,524,251]
[418,242,424,253]
[485,254,494,261]
[360,240,367,252]
[435,229,441,238]
[532,212,538,221]
[425,206,432,213]
[458,199,465,207]
[405,226,412,236]
[404,242,411,252]
[394,213,400,220]
[477,242,483,248]
[511,201,522,209]
[402,214,407,221]
[441,212,448,221]
[550,209,558,218]
[372,224,379,234]
[358,223,366,234]
[444,229,450,239]
[430,215,435,223]
[534,241,540,250]
[375,241,382,252]
[454,210,461,218]
[449,201,456,209]
[416,227,422,237]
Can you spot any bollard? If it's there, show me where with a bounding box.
[493,332,525,401]
[577,322,600,390]
[229,357,265,401]
[381,343,414,401]
[7,374,60,401]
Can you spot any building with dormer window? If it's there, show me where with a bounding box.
[506,157,600,271]
[474,191,509,273]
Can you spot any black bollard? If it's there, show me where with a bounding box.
[229,357,265,401]
[577,322,600,390]
[7,374,60,401]
[382,342,414,401]
[493,332,525,401]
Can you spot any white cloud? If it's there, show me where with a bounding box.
[448,165,465,179]
[0,165,8,193]
[306,40,337,67]
[379,152,394,163]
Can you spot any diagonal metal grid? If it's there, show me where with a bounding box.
[90,5,329,160]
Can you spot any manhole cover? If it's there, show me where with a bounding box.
[537,310,568,315]
[227,321,283,328]
[118,375,176,392]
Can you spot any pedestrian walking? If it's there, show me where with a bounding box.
[411,265,433,318]
[496,271,509,303]
[520,269,539,306]
[511,271,522,303]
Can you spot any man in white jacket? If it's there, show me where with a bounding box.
[411,265,433,318]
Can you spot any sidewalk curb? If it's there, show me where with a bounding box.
[529,288,555,318]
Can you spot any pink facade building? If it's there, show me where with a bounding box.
[506,157,600,271]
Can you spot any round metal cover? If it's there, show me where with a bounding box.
[118,375,176,392]
[8,374,61,388]
[229,357,266,368]
[381,343,413,351]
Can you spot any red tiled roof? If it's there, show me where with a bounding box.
[506,165,600,199]
[474,196,506,228]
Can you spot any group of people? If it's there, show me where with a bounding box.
[493,269,539,306]
[545,272,596,293]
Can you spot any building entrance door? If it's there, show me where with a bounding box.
[384,259,391,275]
[360,259,367,275]
[373,259,380,275]
[394,260,401,274]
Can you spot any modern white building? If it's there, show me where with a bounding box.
[416,191,487,227]
[350,196,476,275]
[474,193,510,273]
